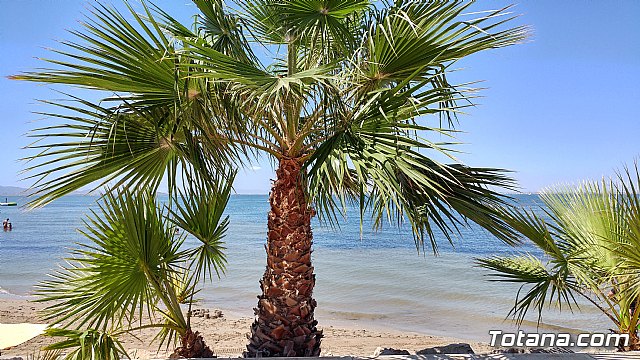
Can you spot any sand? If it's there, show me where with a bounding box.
[0,323,49,349]
[0,297,493,359]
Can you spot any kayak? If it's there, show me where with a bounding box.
[0,202,17,206]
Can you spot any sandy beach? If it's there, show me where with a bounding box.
[0,297,494,359]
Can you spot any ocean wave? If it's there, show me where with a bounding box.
[0,286,32,299]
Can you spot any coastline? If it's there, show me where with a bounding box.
[0,194,613,357]
[0,297,494,358]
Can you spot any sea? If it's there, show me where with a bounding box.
[0,194,609,342]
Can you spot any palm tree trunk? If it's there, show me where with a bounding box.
[245,158,323,357]
[171,329,214,358]
[629,335,640,351]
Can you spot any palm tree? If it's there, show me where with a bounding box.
[37,173,233,358]
[477,165,640,351]
[13,0,527,356]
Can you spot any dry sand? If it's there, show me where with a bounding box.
[0,297,492,359]
[0,323,48,349]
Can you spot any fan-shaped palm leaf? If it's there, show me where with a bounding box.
[36,189,186,332]
[169,170,235,282]
[478,163,640,350]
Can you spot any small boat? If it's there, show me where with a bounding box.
[0,202,17,206]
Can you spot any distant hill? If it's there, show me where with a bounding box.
[0,186,90,197]
[0,186,32,196]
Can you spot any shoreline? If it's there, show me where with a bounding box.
[0,194,611,348]
[0,297,496,359]
[0,291,588,351]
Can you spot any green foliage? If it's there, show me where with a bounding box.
[16,0,529,353]
[42,328,128,360]
[170,171,232,282]
[37,189,187,332]
[36,171,233,353]
[477,163,640,348]
[24,350,64,360]
[15,0,528,252]
[13,0,536,358]
[16,2,241,206]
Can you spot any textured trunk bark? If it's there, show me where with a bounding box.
[629,336,640,351]
[623,330,640,351]
[245,158,322,357]
[171,329,215,359]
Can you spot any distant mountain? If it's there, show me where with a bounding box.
[0,186,90,197]
[0,186,32,196]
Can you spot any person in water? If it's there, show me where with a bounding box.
[3,218,11,231]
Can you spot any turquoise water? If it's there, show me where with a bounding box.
[0,194,609,341]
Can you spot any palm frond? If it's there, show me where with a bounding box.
[193,0,258,63]
[281,0,370,62]
[11,1,177,106]
[185,40,333,102]
[362,2,528,83]
[478,162,640,337]
[607,163,640,294]
[154,0,258,64]
[169,169,235,282]
[237,0,294,45]
[17,2,244,207]
[477,255,580,325]
[36,189,186,333]
[24,100,182,206]
[307,73,518,251]
[43,328,129,360]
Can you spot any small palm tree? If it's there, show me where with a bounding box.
[14,0,527,356]
[37,172,233,358]
[478,165,640,351]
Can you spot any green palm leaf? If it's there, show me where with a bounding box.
[43,328,129,360]
[169,170,235,282]
[478,163,640,343]
[477,255,580,324]
[307,74,518,251]
[362,2,527,83]
[23,99,196,206]
[12,2,177,106]
[36,189,186,333]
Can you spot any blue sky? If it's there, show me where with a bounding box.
[1,1,639,194]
